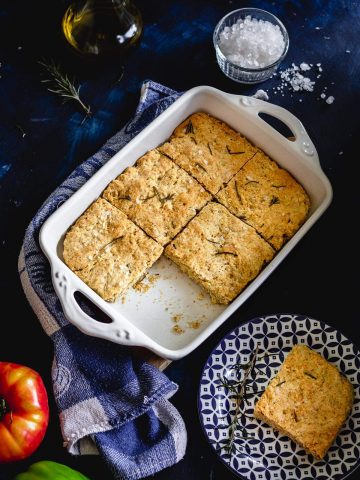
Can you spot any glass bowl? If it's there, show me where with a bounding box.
[213,8,289,84]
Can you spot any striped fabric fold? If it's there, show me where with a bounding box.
[19,81,187,479]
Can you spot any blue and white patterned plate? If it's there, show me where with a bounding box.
[198,314,360,480]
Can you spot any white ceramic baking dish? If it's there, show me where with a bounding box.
[39,86,332,360]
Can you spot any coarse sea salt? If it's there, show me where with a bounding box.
[253,89,269,101]
[252,61,335,104]
[279,64,315,92]
[218,15,285,68]
[300,62,311,71]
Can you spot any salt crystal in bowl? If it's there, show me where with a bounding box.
[213,8,289,84]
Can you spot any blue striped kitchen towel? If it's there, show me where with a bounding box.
[18,80,187,480]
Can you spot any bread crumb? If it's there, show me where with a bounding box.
[172,324,185,335]
[187,320,202,330]
[172,313,183,323]
[133,273,160,293]
[197,291,206,301]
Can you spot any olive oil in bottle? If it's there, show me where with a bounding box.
[62,0,143,59]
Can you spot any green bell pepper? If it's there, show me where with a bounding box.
[14,461,91,480]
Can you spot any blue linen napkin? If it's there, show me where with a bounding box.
[18,81,187,480]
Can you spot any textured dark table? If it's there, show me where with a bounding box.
[1,0,359,479]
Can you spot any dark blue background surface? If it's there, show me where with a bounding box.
[0,0,359,479]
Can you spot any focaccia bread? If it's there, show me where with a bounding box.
[62,112,311,305]
[216,150,311,250]
[63,198,163,301]
[158,112,258,195]
[165,202,274,304]
[254,345,354,459]
[63,197,129,271]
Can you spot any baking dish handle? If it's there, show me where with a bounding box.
[51,266,153,349]
[234,95,320,166]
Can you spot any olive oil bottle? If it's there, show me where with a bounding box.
[62,0,143,59]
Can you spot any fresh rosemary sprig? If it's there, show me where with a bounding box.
[39,59,91,117]
[235,181,243,204]
[217,345,260,455]
[195,162,207,172]
[185,119,194,134]
[215,251,238,257]
[269,196,280,206]
[216,349,283,456]
[226,145,244,155]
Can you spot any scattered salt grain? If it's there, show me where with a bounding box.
[300,62,311,71]
[253,89,269,101]
[271,62,333,103]
[339,151,343,155]
[280,65,315,92]
[345,49,351,54]
[218,15,285,68]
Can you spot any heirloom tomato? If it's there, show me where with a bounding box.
[0,362,49,463]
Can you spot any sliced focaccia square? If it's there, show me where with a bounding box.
[63,197,129,271]
[165,202,274,304]
[63,198,163,302]
[158,112,258,195]
[216,151,310,250]
[254,345,354,459]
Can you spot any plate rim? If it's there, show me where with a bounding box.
[197,312,360,480]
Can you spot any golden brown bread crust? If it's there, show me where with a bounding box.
[216,151,311,250]
[63,197,163,302]
[63,112,311,304]
[77,224,163,302]
[158,112,258,195]
[254,345,354,459]
[63,198,129,271]
[102,149,211,245]
[165,202,274,304]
